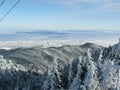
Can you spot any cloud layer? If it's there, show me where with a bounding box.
[44,0,120,9]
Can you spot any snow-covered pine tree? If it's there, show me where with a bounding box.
[43,57,65,90]
[69,56,82,90]
[42,67,51,90]
[70,57,80,82]
[50,58,58,90]
[101,66,118,90]
[42,57,58,90]
[42,74,52,90]
[84,49,100,90]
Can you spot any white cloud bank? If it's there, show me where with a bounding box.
[0,39,118,50]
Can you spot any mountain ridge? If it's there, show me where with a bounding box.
[0,41,119,90]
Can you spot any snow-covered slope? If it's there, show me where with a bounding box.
[0,41,119,90]
[0,55,25,71]
[0,43,102,73]
[112,38,120,52]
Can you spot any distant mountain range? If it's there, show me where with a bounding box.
[0,30,120,50]
[0,40,119,90]
[0,30,119,42]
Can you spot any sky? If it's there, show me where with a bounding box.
[0,0,120,33]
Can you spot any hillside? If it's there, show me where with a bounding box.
[0,41,119,90]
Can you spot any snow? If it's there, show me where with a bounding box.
[117,38,120,50]
[0,55,26,71]
[0,38,119,90]
[0,39,118,49]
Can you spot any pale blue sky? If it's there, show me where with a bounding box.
[0,0,120,33]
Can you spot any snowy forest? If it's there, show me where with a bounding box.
[0,40,120,90]
[0,0,120,90]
